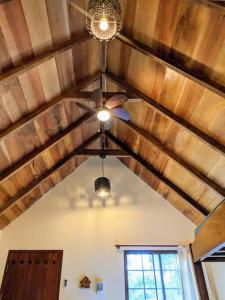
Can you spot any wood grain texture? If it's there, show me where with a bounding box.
[0,0,224,227]
[0,133,99,218]
[107,6,225,219]
[192,200,225,261]
[106,130,207,223]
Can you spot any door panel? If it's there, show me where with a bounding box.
[0,250,63,300]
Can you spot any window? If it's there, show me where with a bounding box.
[124,251,184,300]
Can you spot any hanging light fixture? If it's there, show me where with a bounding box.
[95,158,111,198]
[86,0,123,41]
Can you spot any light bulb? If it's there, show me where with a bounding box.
[97,109,110,122]
[99,18,109,31]
[97,189,109,198]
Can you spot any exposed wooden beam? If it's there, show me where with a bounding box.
[0,35,91,85]
[123,120,225,198]
[0,0,12,4]
[101,41,107,91]
[195,0,225,12]
[106,72,225,156]
[0,72,101,141]
[77,149,130,157]
[117,34,225,98]
[0,133,100,215]
[0,112,96,184]
[106,131,209,216]
[65,91,140,101]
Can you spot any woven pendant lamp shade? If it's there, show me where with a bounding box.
[95,176,111,198]
[86,0,122,41]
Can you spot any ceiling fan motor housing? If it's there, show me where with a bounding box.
[86,0,123,41]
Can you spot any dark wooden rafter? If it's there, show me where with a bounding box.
[106,72,225,156]
[122,120,225,198]
[0,112,96,184]
[65,91,139,101]
[77,149,130,157]
[0,35,91,85]
[101,41,107,91]
[0,72,101,141]
[0,0,11,3]
[195,0,225,11]
[117,34,225,98]
[105,131,209,216]
[0,133,100,215]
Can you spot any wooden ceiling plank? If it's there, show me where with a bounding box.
[106,72,225,156]
[192,200,225,262]
[0,112,95,184]
[124,120,225,198]
[116,34,225,98]
[0,34,90,86]
[0,72,101,141]
[106,131,209,216]
[0,132,100,215]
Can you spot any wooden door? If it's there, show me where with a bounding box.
[0,250,63,300]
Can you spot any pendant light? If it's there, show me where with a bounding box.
[86,0,122,41]
[95,158,111,198]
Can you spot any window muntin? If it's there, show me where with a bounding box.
[125,251,183,300]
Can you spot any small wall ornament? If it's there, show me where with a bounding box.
[80,276,91,289]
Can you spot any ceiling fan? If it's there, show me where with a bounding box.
[76,88,130,129]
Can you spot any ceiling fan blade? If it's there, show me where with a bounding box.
[111,108,130,121]
[105,94,128,109]
[92,89,103,108]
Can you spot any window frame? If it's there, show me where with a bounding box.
[124,249,183,300]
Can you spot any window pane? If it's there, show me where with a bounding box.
[127,254,142,270]
[153,254,160,270]
[155,271,162,288]
[145,289,157,300]
[165,289,183,300]
[161,254,178,270]
[129,289,145,300]
[126,252,184,300]
[157,289,164,300]
[128,271,144,288]
[142,254,153,270]
[144,271,156,288]
[163,270,181,288]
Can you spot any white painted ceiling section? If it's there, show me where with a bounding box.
[0,158,195,300]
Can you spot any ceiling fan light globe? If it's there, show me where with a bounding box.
[97,109,111,122]
[99,18,109,31]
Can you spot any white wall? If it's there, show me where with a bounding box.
[204,262,225,300]
[0,158,195,300]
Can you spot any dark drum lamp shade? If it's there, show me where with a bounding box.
[95,176,111,198]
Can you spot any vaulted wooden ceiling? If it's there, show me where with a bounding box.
[0,0,224,229]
